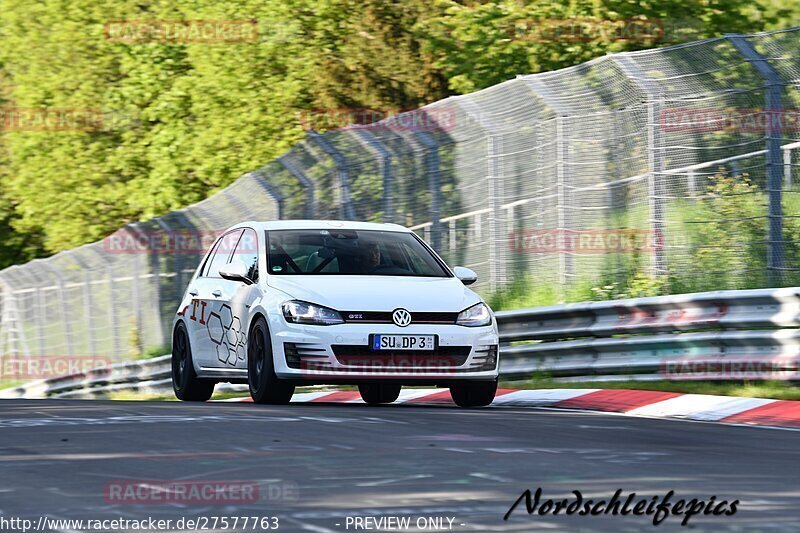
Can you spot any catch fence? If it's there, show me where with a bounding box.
[2,28,800,359]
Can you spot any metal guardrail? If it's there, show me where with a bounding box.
[0,355,172,399]
[2,287,799,398]
[0,354,249,399]
[498,287,800,381]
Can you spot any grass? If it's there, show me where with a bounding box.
[106,391,175,401]
[487,179,800,312]
[136,345,170,360]
[104,385,351,402]
[0,379,25,390]
[503,377,800,401]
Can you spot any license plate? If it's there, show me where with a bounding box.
[372,334,435,351]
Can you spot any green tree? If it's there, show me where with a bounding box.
[418,0,779,94]
[0,0,795,266]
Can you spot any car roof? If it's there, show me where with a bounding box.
[227,220,412,233]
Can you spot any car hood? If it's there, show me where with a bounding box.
[267,275,481,312]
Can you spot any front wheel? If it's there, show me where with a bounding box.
[172,322,215,402]
[358,383,401,405]
[450,380,497,408]
[248,317,295,404]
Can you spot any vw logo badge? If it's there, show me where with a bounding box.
[392,308,412,327]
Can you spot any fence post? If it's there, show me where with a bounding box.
[521,77,576,290]
[154,219,185,350]
[0,280,8,358]
[450,96,506,290]
[82,271,97,356]
[308,131,357,220]
[555,117,569,286]
[278,154,316,219]
[351,128,393,223]
[0,280,25,358]
[413,131,443,253]
[784,148,793,189]
[66,253,98,357]
[449,219,457,259]
[107,264,120,358]
[40,262,75,355]
[727,34,785,286]
[222,187,257,220]
[487,135,506,290]
[129,225,144,356]
[612,54,668,276]
[34,287,45,356]
[249,166,286,220]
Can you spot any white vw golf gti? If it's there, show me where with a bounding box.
[171,221,499,407]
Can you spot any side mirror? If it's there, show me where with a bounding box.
[219,260,253,285]
[454,266,478,286]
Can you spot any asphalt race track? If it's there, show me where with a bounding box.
[0,399,798,532]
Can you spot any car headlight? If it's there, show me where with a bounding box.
[456,302,492,327]
[282,300,344,326]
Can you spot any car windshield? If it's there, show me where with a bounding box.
[266,229,451,277]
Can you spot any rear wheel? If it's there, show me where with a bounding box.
[450,380,497,408]
[358,383,401,405]
[248,317,295,404]
[172,322,215,402]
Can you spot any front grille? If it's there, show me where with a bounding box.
[341,311,459,325]
[284,342,329,369]
[332,344,470,368]
[472,344,498,371]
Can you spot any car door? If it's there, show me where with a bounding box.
[182,234,222,368]
[224,228,262,370]
[189,229,243,369]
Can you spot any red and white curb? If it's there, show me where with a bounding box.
[223,388,800,429]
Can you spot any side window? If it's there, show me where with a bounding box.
[205,229,243,278]
[233,228,259,282]
[199,238,222,277]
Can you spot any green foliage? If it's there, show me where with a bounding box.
[669,172,770,292]
[418,0,774,94]
[0,0,794,270]
[0,0,448,261]
[137,344,170,360]
[489,170,800,311]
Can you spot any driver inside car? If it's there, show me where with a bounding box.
[361,242,381,273]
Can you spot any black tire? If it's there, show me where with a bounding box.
[172,322,215,402]
[358,383,401,405]
[450,380,497,407]
[248,317,295,404]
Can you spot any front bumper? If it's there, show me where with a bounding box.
[268,316,499,381]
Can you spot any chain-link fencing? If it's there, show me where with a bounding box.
[2,28,800,361]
